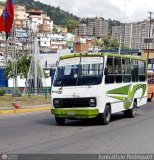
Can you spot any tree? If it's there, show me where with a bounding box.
[53,27,58,33]
[91,39,102,49]
[100,37,131,50]
[66,20,79,34]
[5,54,31,79]
[18,54,31,79]
[110,39,119,49]
[101,37,119,50]
[121,46,131,50]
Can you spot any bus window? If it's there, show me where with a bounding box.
[105,57,114,84]
[132,60,138,82]
[148,71,154,84]
[139,61,146,82]
[114,58,122,83]
[148,64,153,70]
[122,58,131,83]
[81,63,103,76]
[148,62,154,83]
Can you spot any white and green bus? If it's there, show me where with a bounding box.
[51,53,147,125]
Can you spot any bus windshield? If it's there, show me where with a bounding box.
[54,62,104,87]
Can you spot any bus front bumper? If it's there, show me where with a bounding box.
[51,108,99,119]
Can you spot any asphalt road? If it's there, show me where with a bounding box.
[0,103,154,154]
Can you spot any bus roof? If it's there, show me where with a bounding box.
[59,53,146,61]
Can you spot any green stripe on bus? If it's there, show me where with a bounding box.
[59,53,147,61]
[107,84,146,109]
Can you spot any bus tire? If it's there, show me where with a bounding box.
[148,92,153,102]
[55,116,65,125]
[148,98,152,102]
[99,104,111,125]
[124,100,137,118]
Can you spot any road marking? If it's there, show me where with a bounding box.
[0,111,49,119]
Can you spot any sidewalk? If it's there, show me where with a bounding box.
[0,104,51,115]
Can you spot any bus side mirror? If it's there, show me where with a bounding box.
[104,68,108,76]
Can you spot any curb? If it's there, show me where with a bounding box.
[0,107,51,115]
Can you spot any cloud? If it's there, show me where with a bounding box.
[38,0,154,22]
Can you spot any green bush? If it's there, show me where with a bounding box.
[0,88,5,96]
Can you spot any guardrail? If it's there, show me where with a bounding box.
[0,87,51,99]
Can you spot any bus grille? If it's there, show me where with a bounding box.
[53,98,96,108]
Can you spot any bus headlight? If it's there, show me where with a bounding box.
[53,99,61,107]
[89,98,96,107]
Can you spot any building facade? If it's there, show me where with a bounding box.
[77,24,87,36]
[38,33,66,53]
[87,18,95,36]
[112,25,125,48]
[112,21,154,49]
[79,18,109,37]
[26,9,52,33]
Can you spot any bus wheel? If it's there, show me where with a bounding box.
[147,98,151,102]
[55,116,65,125]
[99,105,111,125]
[124,101,137,118]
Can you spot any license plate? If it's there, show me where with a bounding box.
[68,112,75,116]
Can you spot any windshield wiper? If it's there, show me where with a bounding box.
[83,77,91,88]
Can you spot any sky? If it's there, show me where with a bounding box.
[38,0,154,22]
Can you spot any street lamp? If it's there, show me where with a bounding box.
[147,11,153,62]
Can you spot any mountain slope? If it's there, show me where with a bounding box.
[14,0,79,26]
[14,0,123,32]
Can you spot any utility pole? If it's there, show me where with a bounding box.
[12,15,18,101]
[129,24,133,49]
[34,37,38,94]
[118,34,122,55]
[5,32,8,64]
[147,11,153,63]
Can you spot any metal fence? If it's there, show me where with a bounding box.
[0,87,51,99]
